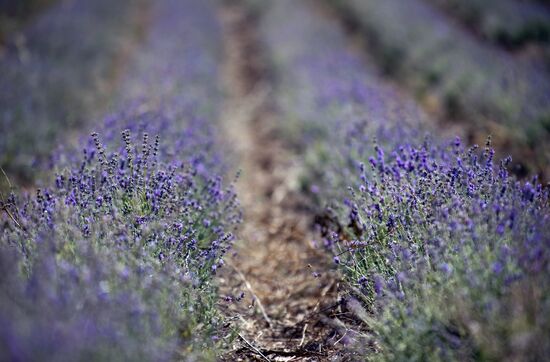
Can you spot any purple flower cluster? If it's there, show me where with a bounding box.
[1,0,240,359]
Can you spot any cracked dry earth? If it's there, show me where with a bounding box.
[217,3,348,361]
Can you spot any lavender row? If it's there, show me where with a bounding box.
[330,0,550,178]
[426,0,550,48]
[0,0,145,187]
[259,1,550,360]
[0,0,240,360]
[259,0,431,202]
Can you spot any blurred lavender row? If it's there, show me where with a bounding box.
[330,0,550,178]
[259,0,431,203]
[0,0,146,187]
[0,0,240,360]
[258,0,550,359]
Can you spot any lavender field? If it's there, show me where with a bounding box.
[0,0,549,360]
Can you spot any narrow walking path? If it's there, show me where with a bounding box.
[217,2,345,361]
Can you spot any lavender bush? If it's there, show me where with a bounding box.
[258,1,550,360]
[1,130,240,359]
[1,0,240,359]
[334,138,550,360]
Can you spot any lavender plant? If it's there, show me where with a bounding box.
[1,130,240,360]
[258,1,550,360]
[1,0,241,359]
[332,137,550,360]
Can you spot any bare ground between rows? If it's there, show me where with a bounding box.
[217,2,350,361]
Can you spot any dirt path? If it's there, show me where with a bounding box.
[218,2,346,361]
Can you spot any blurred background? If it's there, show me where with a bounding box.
[328,0,550,181]
[1,0,549,191]
[1,2,548,360]
[0,0,148,190]
[0,0,55,42]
